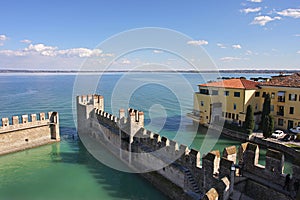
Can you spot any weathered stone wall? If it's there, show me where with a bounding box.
[245,180,293,200]
[77,94,300,200]
[0,112,60,155]
[251,136,300,159]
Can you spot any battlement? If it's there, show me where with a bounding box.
[77,94,299,200]
[0,111,60,155]
[77,94,104,111]
[0,112,58,132]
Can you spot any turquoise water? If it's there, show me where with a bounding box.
[0,73,290,199]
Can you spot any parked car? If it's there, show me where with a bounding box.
[290,127,300,134]
[271,130,286,139]
[291,134,297,141]
[280,134,293,142]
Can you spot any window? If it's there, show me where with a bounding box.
[290,107,294,114]
[201,101,204,106]
[212,90,218,95]
[271,92,275,99]
[232,113,235,119]
[278,118,284,126]
[233,103,237,110]
[289,94,297,101]
[225,112,228,118]
[255,92,260,97]
[255,104,258,110]
[271,105,274,112]
[262,92,266,97]
[278,91,286,102]
[234,92,240,97]
[236,114,239,120]
[200,89,209,95]
[228,113,231,118]
[278,106,284,116]
[224,91,229,96]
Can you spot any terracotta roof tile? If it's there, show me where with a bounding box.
[259,73,300,88]
[199,79,258,89]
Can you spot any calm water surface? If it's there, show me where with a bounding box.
[0,73,290,199]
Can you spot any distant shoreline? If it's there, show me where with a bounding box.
[0,69,299,74]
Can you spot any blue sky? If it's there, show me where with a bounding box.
[0,0,299,70]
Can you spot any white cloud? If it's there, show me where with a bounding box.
[248,0,262,2]
[217,43,226,49]
[277,8,300,18]
[220,57,242,62]
[25,43,57,52]
[24,43,58,57]
[153,50,163,54]
[245,50,253,55]
[187,40,208,46]
[0,43,109,58]
[0,34,8,46]
[251,15,281,26]
[121,58,131,64]
[297,50,300,54]
[20,39,32,44]
[101,53,114,57]
[294,34,300,37]
[0,35,8,41]
[0,50,27,56]
[241,7,261,14]
[57,48,102,57]
[232,44,242,49]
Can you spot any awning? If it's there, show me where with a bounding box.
[277,91,285,96]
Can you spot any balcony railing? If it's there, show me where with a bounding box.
[278,96,285,102]
[277,111,284,116]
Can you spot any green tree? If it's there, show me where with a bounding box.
[261,93,271,130]
[244,105,254,134]
[263,115,274,138]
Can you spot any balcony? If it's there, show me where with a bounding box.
[277,111,284,116]
[277,96,285,102]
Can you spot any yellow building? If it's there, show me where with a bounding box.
[259,73,300,130]
[192,73,300,131]
[193,78,258,126]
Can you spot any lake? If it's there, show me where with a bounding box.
[0,72,289,200]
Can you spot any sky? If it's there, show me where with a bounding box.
[0,0,300,71]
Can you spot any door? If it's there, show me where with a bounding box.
[214,115,220,123]
[288,120,294,129]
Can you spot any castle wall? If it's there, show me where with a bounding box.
[77,94,299,200]
[245,180,292,200]
[0,112,60,155]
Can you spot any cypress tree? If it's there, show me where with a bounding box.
[244,105,254,134]
[261,93,271,130]
[263,115,274,138]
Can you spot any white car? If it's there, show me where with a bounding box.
[271,130,286,139]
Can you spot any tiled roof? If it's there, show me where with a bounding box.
[199,79,258,89]
[259,73,300,88]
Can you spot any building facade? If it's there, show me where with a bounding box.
[193,73,300,131]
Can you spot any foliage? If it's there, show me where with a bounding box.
[261,93,271,130]
[263,115,274,138]
[244,105,254,134]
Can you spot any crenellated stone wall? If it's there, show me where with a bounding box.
[0,112,60,155]
[77,94,299,200]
